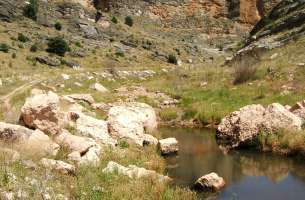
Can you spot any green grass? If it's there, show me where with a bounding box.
[258,130,305,155]
[0,144,196,199]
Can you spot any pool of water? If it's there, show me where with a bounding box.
[161,127,305,200]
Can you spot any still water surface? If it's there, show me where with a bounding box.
[161,127,305,200]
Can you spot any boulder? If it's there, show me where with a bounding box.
[108,102,158,146]
[217,103,303,151]
[54,129,97,154]
[21,91,61,135]
[194,172,225,191]
[216,104,266,150]
[0,122,59,157]
[36,56,61,67]
[103,161,171,182]
[73,112,117,146]
[158,138,179,155]
[40,158,75,175]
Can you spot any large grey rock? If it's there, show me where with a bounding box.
[216,103,303,151]
[108,102,158,146]
[216,104,266,150]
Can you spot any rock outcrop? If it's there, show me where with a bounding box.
[103,161,171,182]
[108,102,158,146]
[216,103,303,151]
[232,0,305,63]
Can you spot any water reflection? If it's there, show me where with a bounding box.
[161,127,305,199]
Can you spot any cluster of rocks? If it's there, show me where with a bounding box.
[0,88,183,180]
[216,101,305,151]
[115,86,179,108]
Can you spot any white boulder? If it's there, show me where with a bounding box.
[108,102,158,146]
[194,172,225,191]
[159,138,179,155]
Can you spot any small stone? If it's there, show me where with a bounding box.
[90,83,109,93]
[159,138,179,155]
[62,74,70,80]
[40,158,76,175]
[194,172,225,191]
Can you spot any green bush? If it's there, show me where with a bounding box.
[125,16,133,27]
[0,43,9,53]
[111,16,118,24]
[168,54,178,65]
[17,33,30,43]
[23,0,38,21]
[75,41,82,48]
[30,44,38,52]
[54,22,62,31]
[12,53,16,59]
[46,37,70,56]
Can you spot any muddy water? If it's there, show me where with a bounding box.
[161,127,305,200]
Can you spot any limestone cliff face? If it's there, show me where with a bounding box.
[70,0,280,25]
[227,0,281,24]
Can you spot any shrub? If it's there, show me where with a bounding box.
[233,56,258,85]
[0,43,9,53]
[17,33,30,43]
[111,16,118,24]
[12,53,16,59]
[23,0,38,21]
[30,44,38,52]
[54,22,62,31]
[46,37,70,56]
[75,41,82,48]
[168,54,178,65]
[125,16,133,27]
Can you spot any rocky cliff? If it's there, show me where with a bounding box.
[234,0,305,60]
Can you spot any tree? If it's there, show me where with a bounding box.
[47,37,70,56]
[23,0,38,21]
